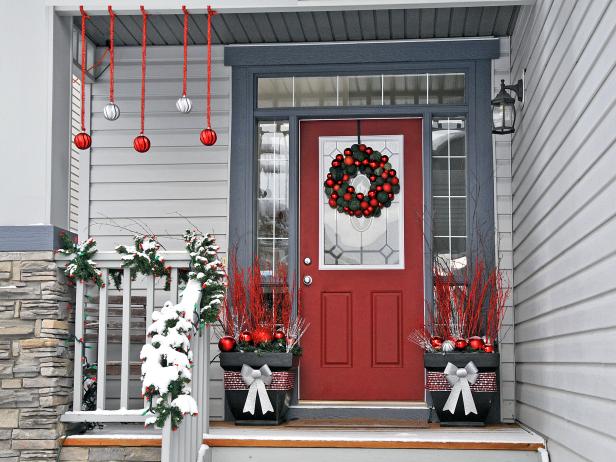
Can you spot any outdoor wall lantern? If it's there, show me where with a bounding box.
[491,79,523,134]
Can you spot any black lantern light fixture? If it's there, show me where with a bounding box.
[491,79,523,134]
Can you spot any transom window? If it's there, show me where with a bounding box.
[258,73,465,108]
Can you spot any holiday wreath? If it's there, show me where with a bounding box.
[324,143,400,218]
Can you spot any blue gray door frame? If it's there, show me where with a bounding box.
[224,38,498,418]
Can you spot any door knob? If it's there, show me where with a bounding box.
[303,275,313,286]
[303,257,312,265]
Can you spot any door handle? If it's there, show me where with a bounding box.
[303,275,313,286]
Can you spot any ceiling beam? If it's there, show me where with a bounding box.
[50,0,535,16]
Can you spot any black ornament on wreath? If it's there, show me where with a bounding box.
[323,143,400,218]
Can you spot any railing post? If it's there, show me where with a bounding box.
[72,281,85,411]
[96,268,109,410]
[120,267,131,409]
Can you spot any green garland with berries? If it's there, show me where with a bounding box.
[57,233,105,288]
[324,143,400,218]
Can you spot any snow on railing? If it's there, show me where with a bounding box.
[58,251,212,461]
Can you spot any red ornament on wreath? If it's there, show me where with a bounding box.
[323,143,401,219]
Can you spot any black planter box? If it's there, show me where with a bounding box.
[424,352,500,426]
[220,352,299,426]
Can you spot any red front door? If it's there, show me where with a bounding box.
[299,118,424,401]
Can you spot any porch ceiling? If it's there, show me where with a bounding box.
[77,6,520,47]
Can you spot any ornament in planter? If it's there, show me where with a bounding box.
[409,258,509,426]
[216,257,308,425]
[425,352,500,426]
[220,351,299,425]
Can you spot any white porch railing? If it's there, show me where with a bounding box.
[59,252,210,461]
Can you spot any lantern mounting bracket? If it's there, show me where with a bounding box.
[501,79,523,102]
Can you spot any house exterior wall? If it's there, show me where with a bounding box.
[510,1,616,459]
[85,44,230,420]
[0,252,73,462]
[492,37,515,423]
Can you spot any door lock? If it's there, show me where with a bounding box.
[303,275,313,286]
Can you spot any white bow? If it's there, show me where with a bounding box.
[442,361,479,415]
[241,364,274,415]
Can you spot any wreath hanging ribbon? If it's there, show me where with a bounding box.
[324,143,400,218]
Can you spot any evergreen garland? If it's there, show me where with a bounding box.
[114,235,171,289]
[57,233,105,288]
[183,229,226,328]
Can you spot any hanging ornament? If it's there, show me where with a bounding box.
[176,6,193,114]
[103,6,120,121]
[133,134,151,153]
[74,6,91,150]
[176,95,192,114]
[133,6,150,153]
[200,5,217,146]
[74,132,92,150]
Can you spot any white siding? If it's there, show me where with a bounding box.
[69,77,82,233]
[510,0,616,459]
[87,44,230,419]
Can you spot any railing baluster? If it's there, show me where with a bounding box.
[146,274,155,338]
[72,281,85,411]
[170,267,179,304]
[96,268,109,410]
[120,267,131,410]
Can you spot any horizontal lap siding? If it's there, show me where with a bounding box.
[510,1,616,459]
[88,45,230,419]
[492,37,515,422]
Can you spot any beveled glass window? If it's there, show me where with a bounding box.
[257,121,290,277]
[431,117,467,268]
[320,135,404,269]
[257,73,465,108]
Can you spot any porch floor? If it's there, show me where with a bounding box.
[63,421,544,452]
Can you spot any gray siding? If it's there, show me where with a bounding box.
[87,44,230,420]
[492,37,515,423]
[510,1,616,459]
[69,77,81,233]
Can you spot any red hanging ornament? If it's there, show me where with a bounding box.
[133,134,151,153]
[74,6,91,150]
[200,6,217,146]
[134,6,150,153]
[200,128,217,146]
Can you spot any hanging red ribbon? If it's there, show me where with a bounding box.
[200,5,217,146]
[108,6,116,103]
[182,5,189,97]
[139,5,148,135]
[206,5,215,129]
[74,6,92,150]
[134,5,151,153]
[79,6,89,132]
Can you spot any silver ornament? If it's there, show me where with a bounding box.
[103,102,120,121]
[441,340,455,352]
[176,95,192,113]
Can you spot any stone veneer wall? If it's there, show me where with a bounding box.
[59,447,161,462]
[0,252,73,462]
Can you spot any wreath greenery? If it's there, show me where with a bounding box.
[323,143,400,218]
